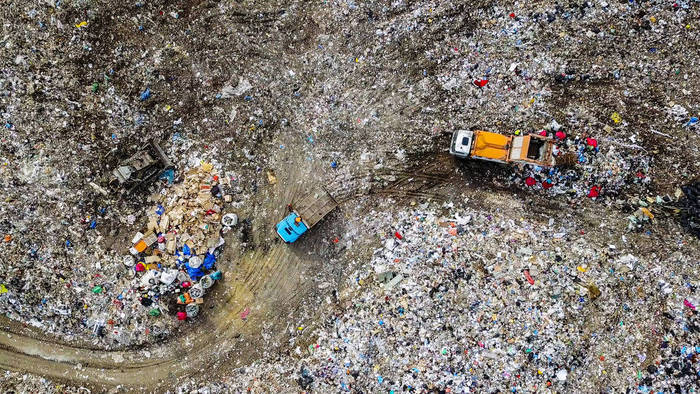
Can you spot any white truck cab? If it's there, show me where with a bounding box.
[449,129,474,158]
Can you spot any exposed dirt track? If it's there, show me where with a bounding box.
[0,241,317,391]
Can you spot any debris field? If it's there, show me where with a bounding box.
[0,0,699,392]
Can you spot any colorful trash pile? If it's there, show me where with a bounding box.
[123,162,235,321]
[217,203,699,392]
[508,125,651,201]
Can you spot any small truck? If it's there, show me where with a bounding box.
[275,187,338,243]
[449,129,556,167]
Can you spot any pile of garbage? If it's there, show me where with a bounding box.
[617,182,700,237]
[214,202,699,392]
[0,158,236,347]
[120,162,233,324]
[502,124,651,201]
[88,162,236,346]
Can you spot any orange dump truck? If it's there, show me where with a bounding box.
[449,129,556,167]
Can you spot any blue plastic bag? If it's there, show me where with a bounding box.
[159,169,175,185]
[210,271,222,280]
[139,88,151,101]
[186,263,204,281]
[203,252,216,270]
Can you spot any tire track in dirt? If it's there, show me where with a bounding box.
[0,243,307,391]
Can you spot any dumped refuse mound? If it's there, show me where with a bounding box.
[123,162,234,327]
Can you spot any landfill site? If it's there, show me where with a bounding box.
[1,0,700,393]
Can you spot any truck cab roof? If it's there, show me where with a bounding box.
[449,130,474,158]
[275,212,308,243]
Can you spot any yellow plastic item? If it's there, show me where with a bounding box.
[75,21,88,28]
[640,207,654,219]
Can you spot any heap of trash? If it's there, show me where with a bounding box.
[207,201,699,393]
[499,126,651,201]
[120,162,233,326]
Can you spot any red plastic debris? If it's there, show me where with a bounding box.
[473,79,489,87]
[539,130,547,136]
[684,299,696,310]
[394,231,403,240]
[525,177,536,186]
[509,12,516,18]
[586,137,598,148]
[333,237,339,244]
[181,281,192,288]
[241,307,251,320]
[555,131,566,140]
[587,185,601,198]
[177,311,187,320]
[542,181,553,189]
[523,270,534,285]
[135,262,146,272]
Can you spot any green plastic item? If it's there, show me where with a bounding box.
[92,286,103,294]
[149,308,161,317]
[210,271,223,280]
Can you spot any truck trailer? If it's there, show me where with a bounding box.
[450,129,556,167]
